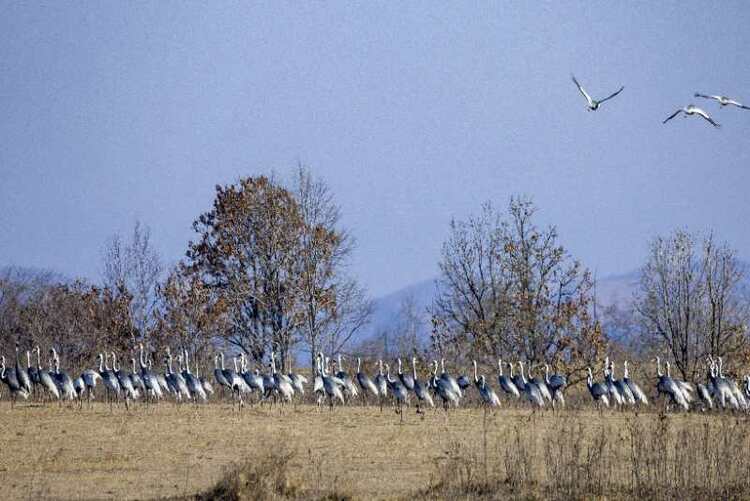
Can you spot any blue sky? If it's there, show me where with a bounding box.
[1,3,749,296]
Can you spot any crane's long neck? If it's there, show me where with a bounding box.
[357,357,361,373]
[518,362,527,384]
[544,364,550,384]
[26,351,31,369]
[36,348,42,370]
[378,360,384,377]
[98,354,104,372]
[167,356,173,375]
[508,363,514,378]
[139,344,145,368]
[271,352,277,375]
[718,358,724,378]
[498,359,504,376]
[587,368,593,388]
[234,357,239,373]
[441,358,446,375]
[111,352,118,372]
[623,362,629,379]
[338,354,342,372]
[473,360,478,383]
[220,353,226,370]
[666,361,671,378]
[412,358,417,380]
[184,350,191,374]
[398,358,402,375]
[656,357,663,377]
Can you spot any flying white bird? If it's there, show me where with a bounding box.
[663,105,720,127]
[695,93,750,110]
[571,75,624,110]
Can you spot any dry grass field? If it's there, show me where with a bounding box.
[1,399,750,500]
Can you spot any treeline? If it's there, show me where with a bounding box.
[1,167,748,381]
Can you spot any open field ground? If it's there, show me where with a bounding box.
[2,401,750,500]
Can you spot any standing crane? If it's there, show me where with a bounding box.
[51,348,76,402]
[622,361,648,406]
[430,360,459,411]
[14,342,32,396]
[586,367,610,410]
[355,357,379,405]
[654,357,688,412]
[517,361,544,408]
[544,364,567,409]
[0,355,29,407]
[35,346,60,401]
[374,360,389,411]
[397,358,415,393]
[473,361,500,409]
[497,359,520,400]
[385,363,408,422]
[412,357,434,414]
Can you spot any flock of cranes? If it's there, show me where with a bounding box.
[4,341,750,418]
[570,74,748,127]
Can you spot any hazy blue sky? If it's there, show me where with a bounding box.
[1,3,749,296]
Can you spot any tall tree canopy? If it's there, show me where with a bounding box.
[430,197,604,382]
[635,230,749,379]
[184,172,370,371]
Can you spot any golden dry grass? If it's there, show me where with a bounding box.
[0,400,749,500]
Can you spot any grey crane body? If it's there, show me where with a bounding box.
[412,358,434,411]
[497,359,521,399]
[318,353,345,409]
[270,351,294,403]
[1,356,29,405]
[355,357,379,400]
[181,350,207,402]
[655,358,688,411]
[51,349,76,401]
[15,343,32,394]
[397,358,415,392]
[474,361,500,408]
[608,361,635,405]
[544,364,567,407]
[36,347,60,400]
[622,361,648,405]
[587,367,610,408]
[518,361,544,408]
[439,359,463,399]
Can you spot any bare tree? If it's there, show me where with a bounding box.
[431,197,604,381]
[292,166,372,371]
[635,230,749,379]
[101,221,163,343]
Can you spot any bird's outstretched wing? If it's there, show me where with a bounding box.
[727,99,750,110]
[598,86,625,104]
[571,75,593,105]
[662,109,682,124]
[694,93,721,102]
[696,111,721,127]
